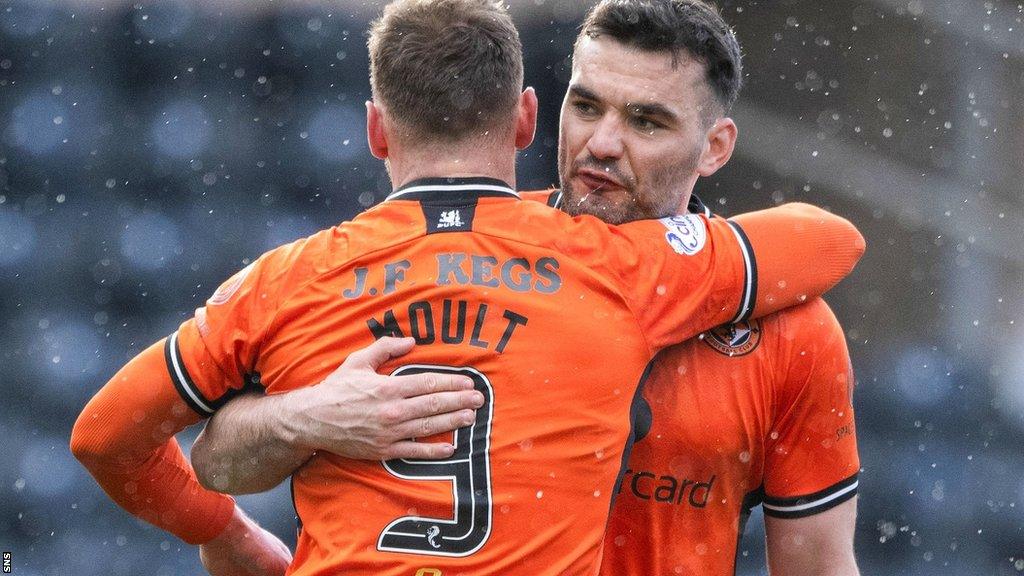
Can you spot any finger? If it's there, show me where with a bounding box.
[391,372,476,397]
[341,337,416,370]
[385,440,456,461]
[383,390,481,426]
[392,389,484,422]
[392,409,477,440]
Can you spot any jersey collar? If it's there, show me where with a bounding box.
[687,194,712,217]
[386,177,519,203]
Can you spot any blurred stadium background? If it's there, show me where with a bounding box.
[1,0,1022,574]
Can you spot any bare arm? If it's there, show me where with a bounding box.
[191,336,485,494]
[192,392,314,494]
[765,497,860,576]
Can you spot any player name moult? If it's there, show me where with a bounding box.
[367,300,528,354]
[341,253,562,299]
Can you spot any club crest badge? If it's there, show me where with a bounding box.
[702,319,762,356]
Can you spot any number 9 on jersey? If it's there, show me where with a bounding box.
[377,365,495,557]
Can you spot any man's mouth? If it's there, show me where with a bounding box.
[575,168,624,193]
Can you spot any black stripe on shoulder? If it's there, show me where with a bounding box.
[164,333,215,416]
[762,473,859,519]
[726,220,758,324]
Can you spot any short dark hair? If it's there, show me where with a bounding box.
[578,0,743,114]
[368,0,524,143]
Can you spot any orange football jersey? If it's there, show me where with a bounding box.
[166,179,852,575]
[599,296,859,576]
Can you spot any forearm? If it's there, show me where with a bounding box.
[193,336,485,493]
[70,339,235,545]
[200,504,292,576]
[192,392,314,494]
[731,203,865,319]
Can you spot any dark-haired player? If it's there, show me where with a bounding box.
[553,2,863,575]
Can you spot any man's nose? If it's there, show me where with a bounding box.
[586,116,625,160]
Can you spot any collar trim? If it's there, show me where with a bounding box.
[386,177,518,202]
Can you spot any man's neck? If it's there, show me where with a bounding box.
[387,143,517,189]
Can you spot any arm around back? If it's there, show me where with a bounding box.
[190,336,485,494]
[730,202,865,319]
[191,391,314,494]
[596,201,864,353]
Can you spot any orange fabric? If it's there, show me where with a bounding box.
[600,298,859,576]
[730,204,866,319]
[69,340,235,545]
[176,202,755,408]
[174,193,745,575]
[163,181,861,574]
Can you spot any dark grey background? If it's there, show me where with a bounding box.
[1,1,1022,574]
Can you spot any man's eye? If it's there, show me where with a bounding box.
[631,116,659,132]
[573,101,598,115]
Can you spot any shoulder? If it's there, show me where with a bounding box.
[694,298,844,369]
[770,298,845,348]
[243,227,344,302]
[513,188,710,252]
[488,194,614,250]
[260,228,331,273]
[760,298,849,382]
[768,298,853,408]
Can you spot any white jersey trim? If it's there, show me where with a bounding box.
[726,221,756,324]
[386,184,518,202]
[168,331,215,415]
[762,479,859,514]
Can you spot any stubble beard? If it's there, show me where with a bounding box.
[557,143,702,225]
